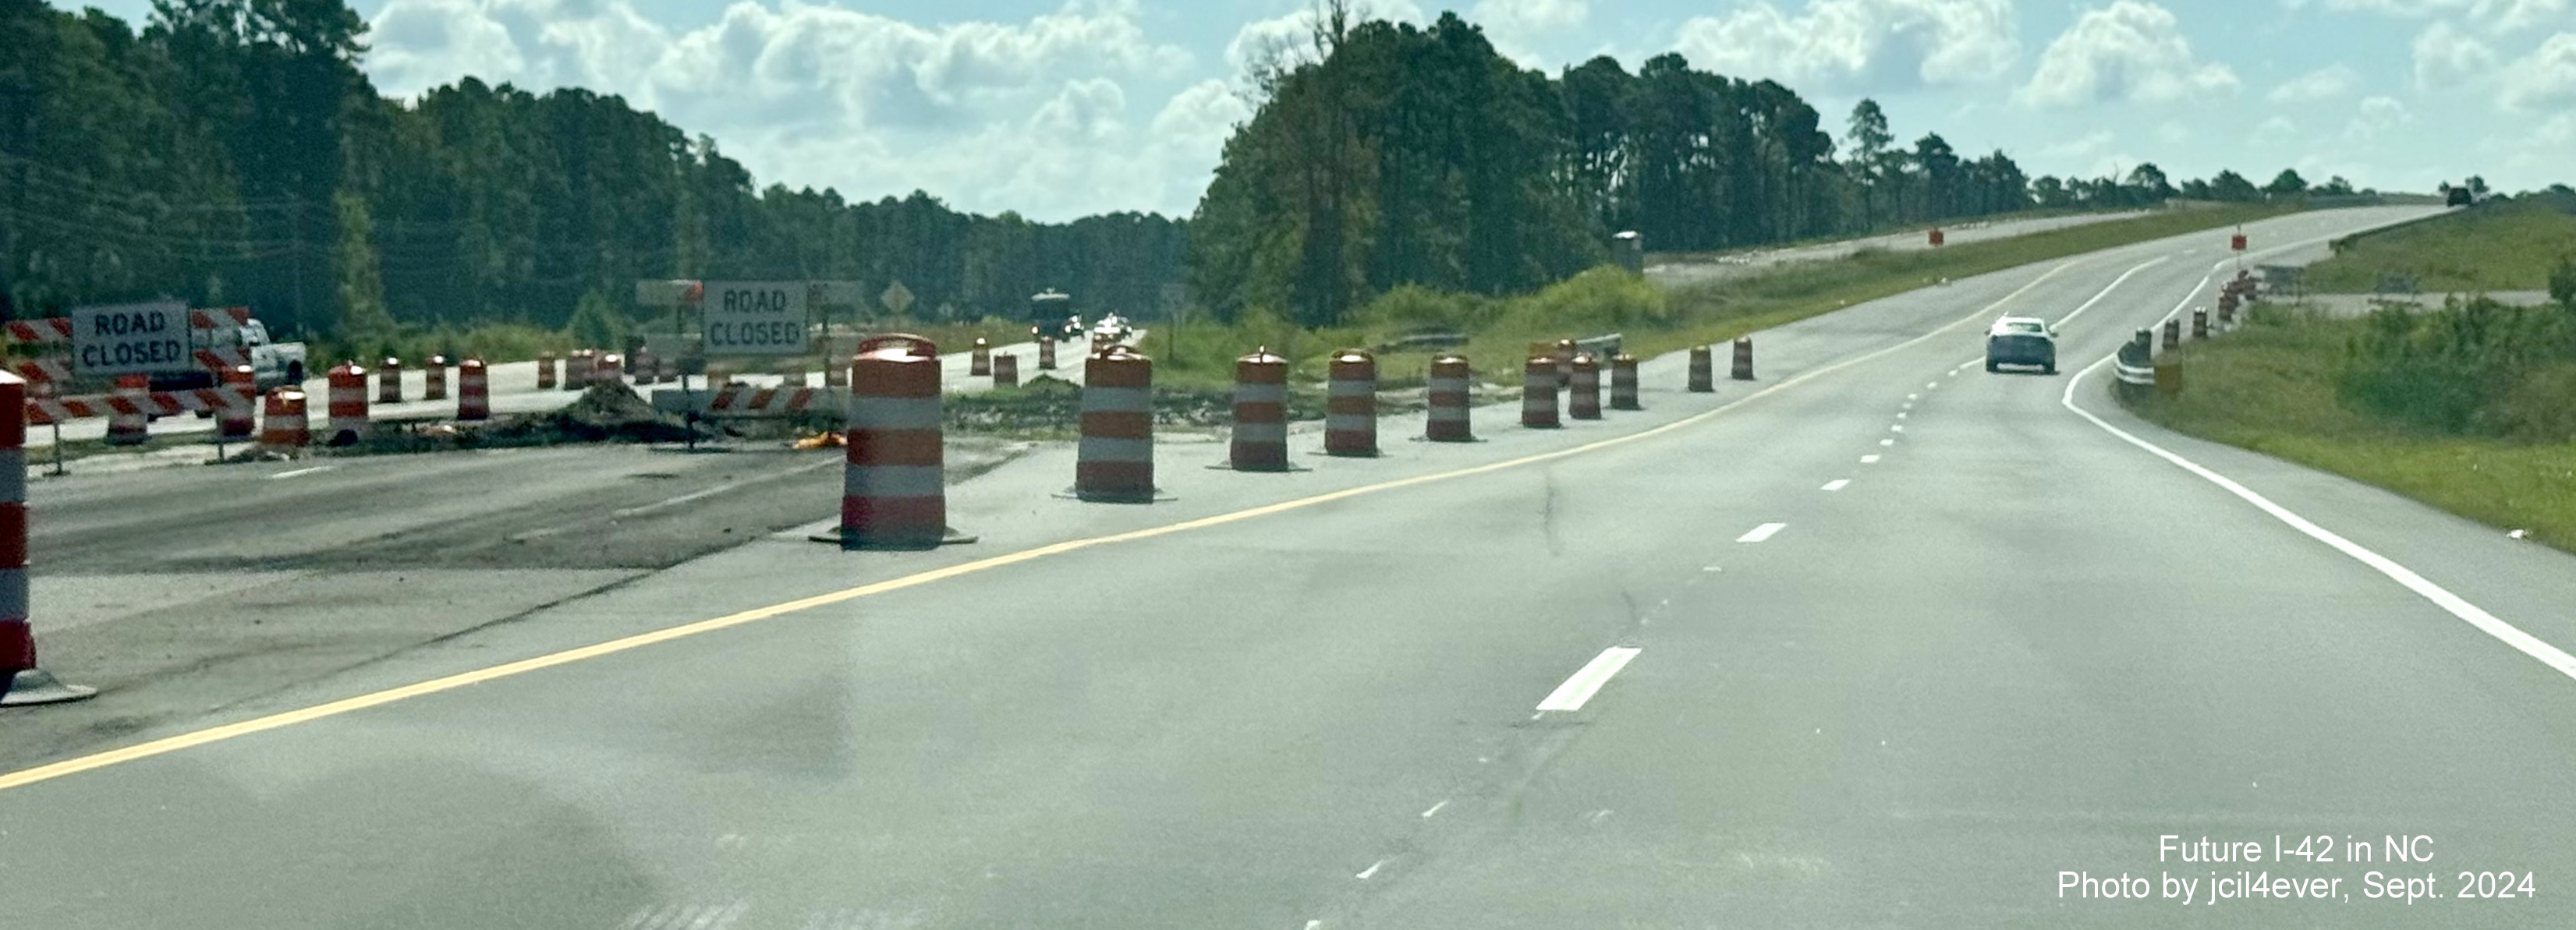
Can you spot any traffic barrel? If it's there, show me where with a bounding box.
[993,352,1019,388]
[1731,338,1756,380]
[1688,345,1715,392]
[783,362,809,388]
[970,338,991,377]
[328,362,369,445]
[1039,336,1058,370]
[1610,353,1641,411]
[1553,339,1576,386]
[1426,353,1472,442]
[537,351,558,390]
[2192,308,2210,341]
[832,334,961,550]
[219,365,257,439]
[1078,347,1155,502]
[105,374,148,446]
[260,387,309,449]
[1929,227,1945,247]
[595,352,622,386]
[1522,355,1561,428]
[632,348,657,385]
[378,356,403,404]
[457,358,490,421]
[1325,348,1378,457]
[0,373,96,706]
[1229,348,1290,470]
[562,350,588,391]
[423,355,448,401]
[2162,318,2182,352]
[1568,353,1603,420]
[657,353,679,384]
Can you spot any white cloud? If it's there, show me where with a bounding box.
[1474,0,1587,66]
[1672,0,2019,92]
[2344,95,2415,140]
[1224,0,1428,77]
[2501,30,2576,109]
[2036,130,2141,178]
[2018,1,2240,108]
[2308,0,2571,34]
[2267,64,2362,102]
[2482,109,2576,179]
[2251,115,2301,145]
[361,0,1221,219]
[2412,20,2500,87]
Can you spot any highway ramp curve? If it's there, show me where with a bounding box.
[5,205,2573,929]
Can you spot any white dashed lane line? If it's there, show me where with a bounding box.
[268,466,332,479]
[1536,646,1645,712]
[1861,454,1881,464]
[1822,479,1851,491]
[1737,522,1788,543]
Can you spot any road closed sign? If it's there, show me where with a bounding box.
[703,281,810,355]
[72,299,190,377]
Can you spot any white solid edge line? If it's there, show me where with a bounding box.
[1822,479,1851,491]
[1738,522,1788,543]
[2058,283,2576,684]
[268,466,332,479]
[1536,646,1644,712]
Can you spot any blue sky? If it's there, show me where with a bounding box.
[71,0,2576,220]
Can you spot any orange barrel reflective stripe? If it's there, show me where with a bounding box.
[1229,347,1289,470]
[457,358,490,421]
[840,335,949,549]
[1077,347,1154,502]
[1522,355,1560,428]
[1426,353,1472,442]
[328,362,369,445]
[1325,348,1377,457]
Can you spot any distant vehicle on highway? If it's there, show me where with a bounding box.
[1059,315,1086,340]
[1091,313,1131,343]
[1985,316,2057,374]
[153,316,307,394]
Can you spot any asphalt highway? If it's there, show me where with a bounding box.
[7,206,2572,928]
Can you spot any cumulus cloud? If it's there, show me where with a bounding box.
[1473,0,1587,65]
[2500,30,2576,109]
[2412,20,2500,87]
[1671,0,2019,92]
[2308,0,2570,35]
[2251,115,2301,146]
[361,0,1222,218]
[2018,1,2239,108]
[2343,95,2415,140]
[2267,64,2362,102]
[1224,0,1428,77]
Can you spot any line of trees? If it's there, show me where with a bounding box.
[0,0,1187,344]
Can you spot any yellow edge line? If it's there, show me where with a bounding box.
[0,260,2083,793]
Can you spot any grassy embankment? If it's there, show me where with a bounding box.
[2124,200,2576,552]
[2300,193,2576,292]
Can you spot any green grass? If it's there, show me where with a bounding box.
[2302,192,2576,293]
[2125,306,2576,553]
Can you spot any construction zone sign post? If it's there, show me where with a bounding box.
[703,281,810,355]
[72,299,189,377]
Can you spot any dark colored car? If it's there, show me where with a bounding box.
[1986,316,2057,373]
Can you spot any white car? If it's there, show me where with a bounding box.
[1985,316,2058,374]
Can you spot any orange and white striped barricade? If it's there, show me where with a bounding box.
[260,388,310,449]
[457,359,491,421]
[378,356,404,404]
[0,373,95,706]
[992,352,1019,387]
[1325,348,1378,456]
[1731,338,1756,380]
[1038,336,1058,370]
[970,338,991,377]
[1568,353,1603,420]
[706,363,732,387]
[105,375,148,446]
[1688,345,1715,392]
[596,352,622,386]
[328,362,370,445]
[1522,355,1560,428]
[819,334,971,550]
[537,352,558,390]
[1228,348,1290,470]
[1610,353,1641,411]
[1426,354,1473,442]
[218,365,257,438]
[1076,347,1156,502]
[423,355,448,401]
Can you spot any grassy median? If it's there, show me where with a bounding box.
[2301,192,2576,292]
[2123,305,2576,553]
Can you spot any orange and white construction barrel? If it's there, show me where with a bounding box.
[632,348,657,386]
[1326,348,1378,456]
[1039,337,1058,370]
[1731,338,1756,381]
[1522,355,1560,428]
[260,388,309,449]
[993,352,1019,388]
[537,351,558,390]
[1077,347,1154,502]
[0,373,95,706]
[1688,345,1715,392]
[458,358,490,421]
[836,335,953,549]
[1610,353,1641,411]
[328,362,370,445]
[595,352,622,386]
[970,338,991,377]
[1568,353,1603,420]
[657,353,679,384]
[1426,353,1472,442]
[378,356,404,404]
[423,355,448,401]
[561,350,588,391]
[1554,339,1576,387]
[1229,348,1289,470]
[218,365,257,439]
[105,374,148,446]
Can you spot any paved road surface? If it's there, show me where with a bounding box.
[9,206,2574,928]
[1649,210,2147,288]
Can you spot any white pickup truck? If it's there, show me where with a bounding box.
[148,317,307,393]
